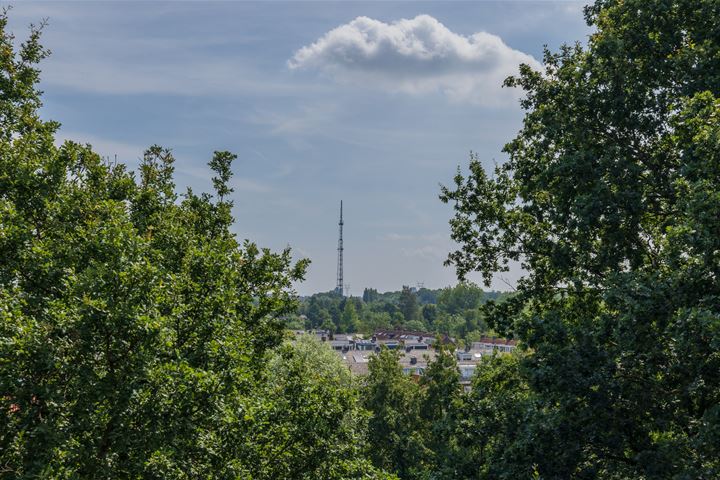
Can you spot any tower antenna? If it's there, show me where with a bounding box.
[336,201,344,296]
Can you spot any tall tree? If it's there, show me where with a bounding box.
[340,299,360,333]
[0,14,375,478]
[421,304,437,327]
[452,354,540,479]
[363,348,423,478]
[307,297,323,328]
[418,343,461,478]
[436,282,484,316]
[398,286,419,324]
[363,287,379,303]
[231,335,396,479]
[441,0,720,477]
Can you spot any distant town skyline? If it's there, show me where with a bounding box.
[9,1,593,295]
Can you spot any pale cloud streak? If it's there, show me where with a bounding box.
[383,232,449,261]
[42,56,301,97]
[53,132,272,193]
[401,245,446,261]
[179,165,274,194]
[8,4,312,98]
[54,131,145,166]
[289,14,541,106]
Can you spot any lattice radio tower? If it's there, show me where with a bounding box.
[335,201,344,296]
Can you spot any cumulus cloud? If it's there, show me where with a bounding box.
[288,15,541,105]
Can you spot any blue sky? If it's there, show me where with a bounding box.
[9,1,593,295]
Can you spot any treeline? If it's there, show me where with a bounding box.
[286,285,511,339]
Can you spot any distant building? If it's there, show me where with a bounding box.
[472,337,517,354]
[290,329,516,387]
[456,351,474,362]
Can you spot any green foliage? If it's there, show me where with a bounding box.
[415,288,438,305]
[359,341,474,480]
[417,344,461,478]
[363,288,379,303]
[13,2,720,478]
[208,150,236,203]
[441,0,720,477]
[421,304,437,326]
[437,282,484,316]
[398,286,419,324]
[362,348,424,479]
[340,299,361,333]
[0,14,404,479]
[433,314,464,338]
[453,353,540,479]
[228,335,396,479]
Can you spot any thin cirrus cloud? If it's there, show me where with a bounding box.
[288,14,542,106]
[383,232,450,261]
[41,56,302,97]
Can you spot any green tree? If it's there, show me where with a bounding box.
[363,348,423,478]
[391,311,405,328]
[306,297,323,328]
[418,343,461,478]
[361,311,392,333]
[436,282,484,316]
[329,302,342,331]
[403,319,427,332]
[363,287,379,303]
[421,304,437,327]
[453,354,541,479]
[319,310,336,334]
[415,288,438,305]
[230,335,396,479]
[340,299,360,333]
[434,314,465,338]
[441,0,720,477]
[398,286,419,323]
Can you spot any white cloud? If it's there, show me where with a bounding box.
[289,15,541,106]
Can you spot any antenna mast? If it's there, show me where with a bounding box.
[336,201,344,296]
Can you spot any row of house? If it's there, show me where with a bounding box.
[291,329,517,387]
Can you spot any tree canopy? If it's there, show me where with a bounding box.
[441,0,720,477]
[0,13,392,479]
